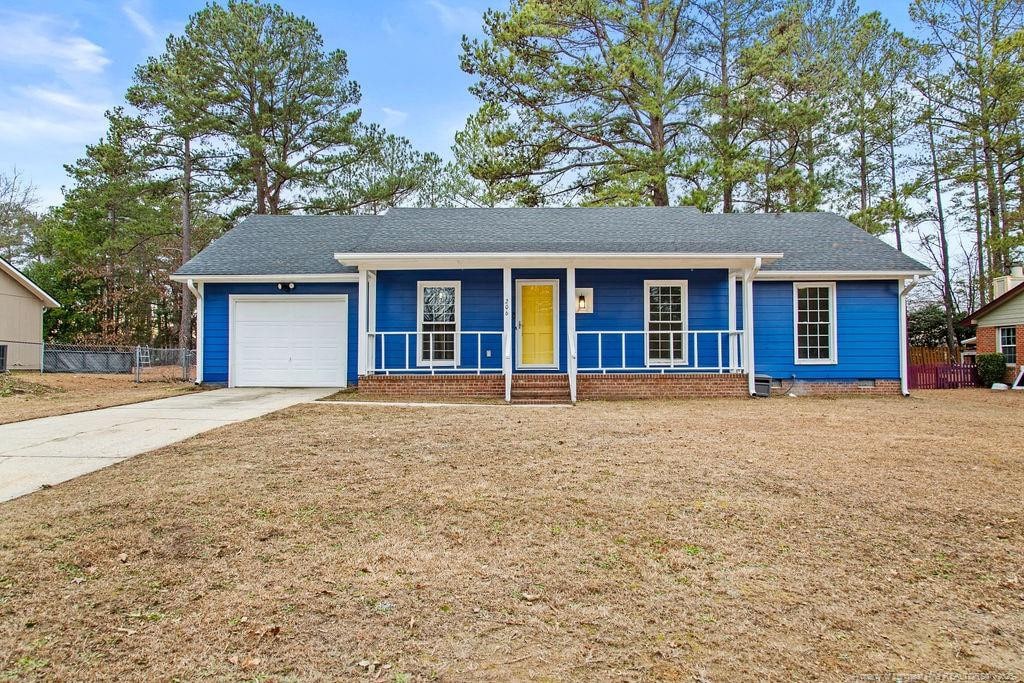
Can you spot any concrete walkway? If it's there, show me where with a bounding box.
[0,387,335,503]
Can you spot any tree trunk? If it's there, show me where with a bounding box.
[996,154,1011,269]
[972,142,987,304]
[720,21,733,213]
[978,127,1003,274]
[887,137,902,252]
[649,115,669,206]
[178,136,194,351]
[859,127,868,215]
[926,118,958,358]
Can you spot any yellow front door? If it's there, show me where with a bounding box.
[520,283,556,366]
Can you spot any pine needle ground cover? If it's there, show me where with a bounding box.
[0,392,1021,679]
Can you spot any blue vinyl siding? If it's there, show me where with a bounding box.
[375,268,568,372]
[199,273,902,386]
[202,282,358,384]
[575,268,733,370]
[753,280,900,380]
[375,269,503,371]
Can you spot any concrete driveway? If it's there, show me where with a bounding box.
[0,387,334,503]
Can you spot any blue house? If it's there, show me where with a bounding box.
[171,208,930,401]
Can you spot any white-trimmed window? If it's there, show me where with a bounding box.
[794,282,837,364]
[644,280,688,365]
[998,326,1017,365]
[417,281,460,365]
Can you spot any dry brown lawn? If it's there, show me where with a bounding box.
[0,390,1022,681]
[0,372,199,425]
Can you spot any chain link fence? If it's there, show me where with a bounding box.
[0,340,195,383]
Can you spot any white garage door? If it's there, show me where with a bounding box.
[230,296,348,387]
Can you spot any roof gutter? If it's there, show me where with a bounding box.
[756,269,934,281]
[335,251,784,262]
[170,273,359,283]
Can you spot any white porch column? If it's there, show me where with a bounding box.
[357,268,368,376]
[742,260,760,396]
[503,266,512,402]
[727,270,737,371]
[566,265,577,403]
[367,270,377,373]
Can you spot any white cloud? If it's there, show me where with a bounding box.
[0,111,106,144]
[0,88,108,146]
[15,87,107,118]
[381,107,409,128]
[425,0,481,34]
[122,2,158,41]
[0,12,110,75]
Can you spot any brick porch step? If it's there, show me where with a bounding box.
[511,374,571,404]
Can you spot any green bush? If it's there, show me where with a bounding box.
[977,352,1007,387]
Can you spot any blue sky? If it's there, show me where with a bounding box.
[0,0,912,210]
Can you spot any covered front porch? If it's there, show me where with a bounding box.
[348,255,773,402]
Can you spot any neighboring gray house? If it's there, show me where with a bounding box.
[0,257,60,371]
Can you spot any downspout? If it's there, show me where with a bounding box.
[40,305,46,374]
[898,275,919,397]
[743,258,761,396]
[187,279,203,384]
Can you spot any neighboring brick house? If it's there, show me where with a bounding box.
[963,268,1024,384]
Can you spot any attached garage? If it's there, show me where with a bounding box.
[229,295,348,387]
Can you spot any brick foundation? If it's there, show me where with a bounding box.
[576,373,749,400]
[355,373,906,401]
[784,379,902,396]
[356,374,504,400]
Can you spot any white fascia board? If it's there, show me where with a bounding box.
[169,273,359,283]
[755,270,933,281]
[0,258,60,308]
[334,252,784,270]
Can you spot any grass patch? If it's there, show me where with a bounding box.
[0,390,1021,678]
[0,372,199,424]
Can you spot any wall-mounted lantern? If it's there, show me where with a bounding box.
[576,287,594,313]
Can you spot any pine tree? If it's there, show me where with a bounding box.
[461,0,703,206]
[689,0,777,211]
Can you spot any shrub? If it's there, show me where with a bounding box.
[977,353,1007,387]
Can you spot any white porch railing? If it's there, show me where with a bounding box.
[368,331,504,374]
[575,330,744,374]
[366,329,743,375]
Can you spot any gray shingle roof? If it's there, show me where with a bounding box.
[175,208,929,276]
[175,215,376,276]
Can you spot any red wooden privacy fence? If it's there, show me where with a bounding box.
[908,363,979,390]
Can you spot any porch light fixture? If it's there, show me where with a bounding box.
[576,288,594,313]
[277,282,295,292]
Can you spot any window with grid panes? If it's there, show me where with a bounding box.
[646,282,687,364]
[795,284,835,363]
[999,326,1016,365]
[419,283,458,363]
